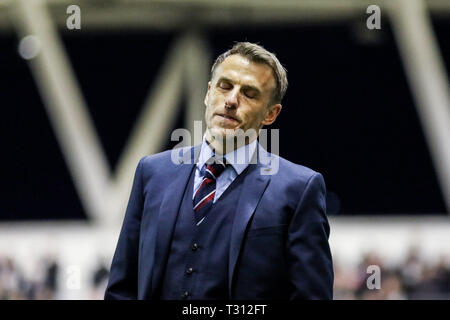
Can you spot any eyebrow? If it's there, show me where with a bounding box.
[217,77,261,94]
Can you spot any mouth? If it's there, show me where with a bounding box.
[216,113,240,123]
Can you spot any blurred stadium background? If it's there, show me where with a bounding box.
[1,0,449,299]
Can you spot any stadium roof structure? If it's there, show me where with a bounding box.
[0,0,449,224]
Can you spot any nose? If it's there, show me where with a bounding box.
[225,87,239,109]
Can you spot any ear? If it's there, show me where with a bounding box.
[261,104,282,126]
[204,81,211,107]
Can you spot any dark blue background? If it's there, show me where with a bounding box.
[1,20,448,220]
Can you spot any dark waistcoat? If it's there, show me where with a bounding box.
[160,166,245,300]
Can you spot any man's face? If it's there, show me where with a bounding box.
[204,54,281,142]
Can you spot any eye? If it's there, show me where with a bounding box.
[218,80,232,90]
[244,89,258,99]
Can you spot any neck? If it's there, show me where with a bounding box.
[205,129,258,155]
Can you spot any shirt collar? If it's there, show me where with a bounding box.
[197,134,257,175]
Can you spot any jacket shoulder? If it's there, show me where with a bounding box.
[140,149,174,166]
[138,145,195,173]
[265,152,324,190]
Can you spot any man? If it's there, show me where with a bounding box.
[105,42,333,300]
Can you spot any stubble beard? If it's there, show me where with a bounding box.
[206,124,259,155]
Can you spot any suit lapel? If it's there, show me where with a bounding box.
[228,144,272,297]
[150,145,199,296]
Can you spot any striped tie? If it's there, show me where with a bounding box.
[193,158,227,224]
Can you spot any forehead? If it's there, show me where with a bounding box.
[214,54,275,92]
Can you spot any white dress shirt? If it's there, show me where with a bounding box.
[193,136,257,203]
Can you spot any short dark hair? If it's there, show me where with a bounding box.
[210,42,288,105]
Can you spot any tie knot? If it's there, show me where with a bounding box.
[204,157,227,179]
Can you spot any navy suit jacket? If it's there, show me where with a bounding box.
[105,143,333,300]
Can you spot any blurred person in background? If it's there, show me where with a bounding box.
[0,257,26,299]
[332,247,450,300]
[333,260,359,299]
[105,42,333,300]
[90,259,110,300]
